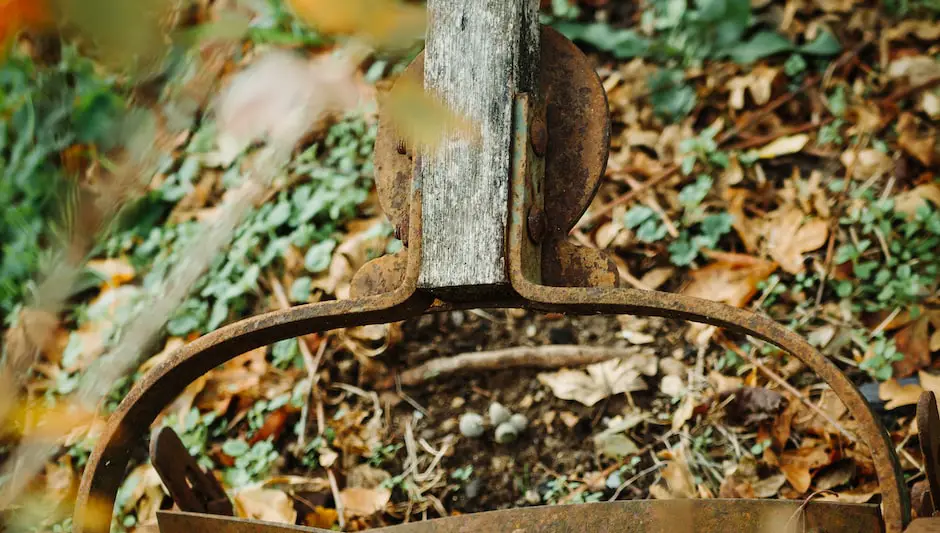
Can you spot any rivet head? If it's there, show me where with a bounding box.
[530,116,547,157]
[527,205,545,243]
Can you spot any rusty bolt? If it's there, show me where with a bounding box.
[395,219,410,247]
[527,205,545,243]
[530,116,547,158]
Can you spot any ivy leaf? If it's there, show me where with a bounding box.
[553,22,651,58]
[304,239,336,273]
[648,68,696,121]
[669,236,699,266]
[728,31,793,64]
[290,276,313,303]
[679,176,713,209]
[625,205,656,229]
[223,439,251,457]
[636,219,668,243]
[801,30,842,56]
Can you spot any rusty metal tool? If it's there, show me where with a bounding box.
[70,0,936,532]
[150,427,234,516]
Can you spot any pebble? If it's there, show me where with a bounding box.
[488,402,512,426]
[459,412,485,438]
[495,421,519,443]
[508,413,528,432]
[524,489,541,505]
[465,478,482,499]
[440,418,458,434]
[451,397,466,409]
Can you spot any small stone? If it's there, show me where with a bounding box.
[524,489,541,505]
[465,478,482,499]
[494,422,519,444]
[441,418,457,433]
[459,413,485,438]
[488,402,512,426]
[451,397,466,409]
[508,413,528,432]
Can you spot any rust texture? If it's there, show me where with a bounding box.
[75,25,915,533]
[151,427,233,516]
[919,391,940,516]
[158,500,883,533]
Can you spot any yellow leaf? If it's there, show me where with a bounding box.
[756,134,810,159]
[87,258,136,288]
[339,487,391,517]
[383,77,479,152]
[287,0,425,48]
[763,207,829,274]
[235,487,298,524]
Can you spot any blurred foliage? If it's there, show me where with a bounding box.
[0,45,124,317]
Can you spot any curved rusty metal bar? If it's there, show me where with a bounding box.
[73,292,436,533]
[505,121,911,533]
[159,498,884,533]
[72,194,431,533]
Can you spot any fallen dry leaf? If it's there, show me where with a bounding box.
[340,487,391,517]
[756,134,810,159]
[234,487,298,524]
[879,370,940,410]
[779,443,833,493]
[720,456,787,498]
[723,387,788,426]
[726,67,779,109]
[888,55,940,87]
[671,395,696,431]
[683,253,777,307]
[537,354,657,406]
[762,207,829,274]
[896,112,937,167]
[892,317,933,378]
[118,464,166,526]
[894,183,940,218]
[651,455,697,499]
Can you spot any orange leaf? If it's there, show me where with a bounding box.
[779,444,833,494]
[0,0,53,47]
[683,253,777,308]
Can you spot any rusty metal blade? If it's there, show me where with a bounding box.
[158,500,882,533]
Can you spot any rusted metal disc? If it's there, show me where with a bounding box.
[158,499,882,533]
[540,26,610,236]
[374,26,609,235]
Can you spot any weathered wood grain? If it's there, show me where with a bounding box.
[417,0,540,296]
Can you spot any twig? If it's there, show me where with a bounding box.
[269,275,324,450]
[381,345,648,389]
[719,337,857,443]
[609,462,665,501]
[326,468,346,530]
[815,134,866,311]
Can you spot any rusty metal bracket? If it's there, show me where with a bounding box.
[918,391,940,517]
[151,427,233,516]
[73,23,914,533]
